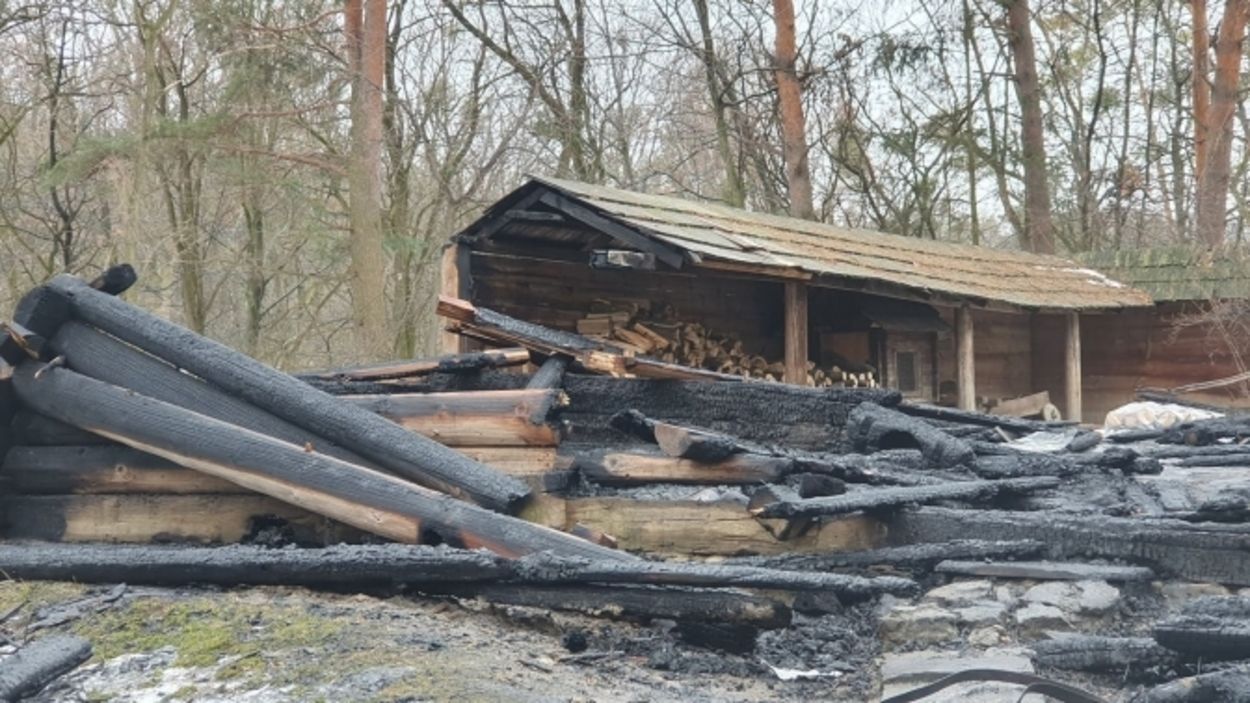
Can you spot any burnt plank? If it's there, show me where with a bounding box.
[345,389,565,447]
[10,364,628,561]
[20,277,528,512]
[934,560,1155,582]
[573,449,790,486]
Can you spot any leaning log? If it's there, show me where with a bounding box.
[50,321,374,467]
[0,635,92,702]
[752,477,1058,520]
[300,348,529,382]
[11,364,627,561]
[890,507,1250,585]
[573,449,791,486]
[1,445,241,494]
[19,277,529,511]
[846,402,975,468]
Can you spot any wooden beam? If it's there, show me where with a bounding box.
[1065,311,1082,422]
[344,389,566,447]
[2,445,244,494]
[0,494,355,544]
[22,277,529,512]
[572,450,791,486]
[536,191,685,269]
[783,281,808,385]
[956,305,976,411]
[301,348,529,382]
[11,364,629,560]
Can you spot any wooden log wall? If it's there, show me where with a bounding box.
[937,307,1034,408]
[469,251,786,360]
[1034,302,1250,424]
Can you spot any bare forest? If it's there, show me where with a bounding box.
[0,0,1245,367]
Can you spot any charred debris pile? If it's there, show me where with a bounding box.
[3,269,1250,700]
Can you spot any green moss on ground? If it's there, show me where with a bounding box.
[0,581,87,616]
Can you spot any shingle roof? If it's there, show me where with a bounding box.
[522,177,1151,311]
[1079,247,1250,302]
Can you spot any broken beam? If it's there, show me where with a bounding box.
[752,477,1058,520]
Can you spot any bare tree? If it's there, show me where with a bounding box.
[1003,0,1054,253]
[1194,0,1248,247]
[772,0,814,219]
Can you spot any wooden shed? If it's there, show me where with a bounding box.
[1078,247,1250,420]
[444,178,1152,422]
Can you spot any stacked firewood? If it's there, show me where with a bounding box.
[576,305,877,388]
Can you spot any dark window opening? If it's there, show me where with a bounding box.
[896,351,918,393]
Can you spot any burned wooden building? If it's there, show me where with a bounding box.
[445,177,1152,421]
[1079,247,1250,420]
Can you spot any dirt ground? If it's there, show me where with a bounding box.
[3,581,865,703]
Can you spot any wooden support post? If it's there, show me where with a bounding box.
[783,281,808,385]
[1065,312,1082,423]
[440,243,465,354]
[956,306,976,411]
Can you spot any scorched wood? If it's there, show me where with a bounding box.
[847,402,975,468]
[752,477,1058,520]
[1,445,242,494]
[1135,666,1250,703]
[1032,635,1180,676]
[10,364,629,561]
[300,347,529,382]
[736,539,1046,572]
[18,276,529,512]
[344,389,566,447]
[525,355,569,390]
[0,635,91,702]
[934,560,1155,581]
[572,449,791,485]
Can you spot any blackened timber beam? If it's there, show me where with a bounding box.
[536,191,685,269]
[51,321,376,468]
[19,276,529,512]
[9,411,106,446]
[300,348,530,382]
[11,364,629,561]
[0,635,91,702]
[344,389,566,447]
[525,355,569,390]
[572,449,791,486]
[752,477,1059,520]
[2,445,243,494]
[783,281,808,385]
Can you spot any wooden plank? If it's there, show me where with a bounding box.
[11,364,629,561]
[573,450,790,485]
[563,497,887,556]
[344,389,565,447]
[933,560,1156,582]
[300,348,529,382]
[956,305,976,411]
[21,277,529,512]
[989,390,1051,418]
[0,494,355,544]
[1066,311,1083,422]
[783,281,808,385]
[1,445,244,494]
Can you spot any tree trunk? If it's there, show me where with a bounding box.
[694,0,745,207]
[1194,0,1248,247]
[1005,0,1055,254]
[1193,0,1211,180]
[346,0,390,360]
[771,0,814,220]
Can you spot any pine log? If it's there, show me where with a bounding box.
[1,445,242,494]
[0,542,510,587]
[525,355,569,390]
[49,321,376,467]
[11,364,627,561]
[300,348,529,382]
[934,560,1155,581]
[847,402,975,468]
[1032,635,1180,675]
[449,583,791,629]
[1135,666,1250,703]
[19,277,529,512]
[889,507,1250,585]
[752,477,1058,520]
[512,553,915,600]
[736,539,1046,572]
[0,634,91,702]
[572,450,791,485]
[344,390,565,447]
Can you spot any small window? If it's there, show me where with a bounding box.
[895,351,918,393]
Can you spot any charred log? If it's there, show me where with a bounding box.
[0,634,91,702]
[752,477,1057,520]
[847,402,974,468]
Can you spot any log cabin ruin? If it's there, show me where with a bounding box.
[2,242,1250,699]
